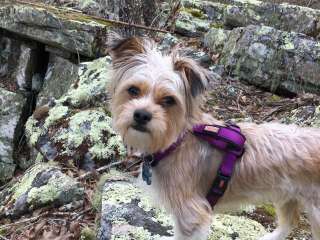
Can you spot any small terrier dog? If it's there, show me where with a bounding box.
[109,36,320,240]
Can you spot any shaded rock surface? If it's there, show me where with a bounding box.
[0,88,26,184]
[97,170,266,240]
[26,57,125,169]
[37,54,78,106]
[0,162,83,217]
[204,25,320,95]
[0,35,38,91]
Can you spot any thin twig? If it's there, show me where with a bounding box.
[76,161,123,180]
[11,0,170,33]
[0,214,46,230]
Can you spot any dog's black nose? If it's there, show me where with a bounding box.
[134,109,152,125]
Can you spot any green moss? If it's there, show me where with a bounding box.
[210,22,225,29]
[81,227,96,240]
[183,7,205,19]
[92,173,111,212]
[261,204,276,217]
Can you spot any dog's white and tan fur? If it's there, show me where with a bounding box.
[109,36,320,240]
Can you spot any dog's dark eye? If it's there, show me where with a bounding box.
[128,86,140,97]
[161,96,176,107]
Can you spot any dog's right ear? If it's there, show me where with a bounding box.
[107,33,149,67]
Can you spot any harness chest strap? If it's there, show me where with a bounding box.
[193,124,246,208]
[143,123,246,209]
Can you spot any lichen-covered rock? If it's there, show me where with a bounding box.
[2,163,84,217]
[282,105,320,128]
[204,25,320,94]
[183,0,320,38]
[26,57,125,169]
[37,54,78,106]
[175,10,210,37]
[97,170,266,240]
[223,0,320,38]
[0,3,110,58]
[183,0,226,25]
[0,88,27,184]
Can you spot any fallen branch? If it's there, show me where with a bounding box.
[76,161,123,180]
[11,0,171,34]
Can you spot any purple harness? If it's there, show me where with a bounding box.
[142,123,246,208]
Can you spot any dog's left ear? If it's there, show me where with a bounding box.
[107,32,153,68]
[174,57,210,97]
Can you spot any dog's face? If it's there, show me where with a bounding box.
[109,36,210,153]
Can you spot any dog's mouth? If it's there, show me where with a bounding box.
[131,124,149,133]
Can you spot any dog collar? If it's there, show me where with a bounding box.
[142,131,187,185]
[193,123,246,208]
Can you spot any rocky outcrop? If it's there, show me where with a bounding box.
[0,163,84,217]
[96,170,267,240]
[182,0,320,39]
[204,25,320,95]
[0,2,110,58]
[26,57,125,169]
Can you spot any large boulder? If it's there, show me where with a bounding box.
[26,57,126,169]
[204,25,320,95]
[0,162,84,217]
[96,170,267,240]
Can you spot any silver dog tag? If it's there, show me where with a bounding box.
[142,156,153,185]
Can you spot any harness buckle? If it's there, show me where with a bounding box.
[208,171,231,197]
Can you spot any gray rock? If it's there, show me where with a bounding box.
[223,0,320,38]
[1,163,84,217]
[0,3,110,58]
[0,88,27,184]
[25,57,126,168]
[96,170,266,240]
[37,54,78,106]
[183,0,320,38]
[204,25,320,94]
[175,10,210,37]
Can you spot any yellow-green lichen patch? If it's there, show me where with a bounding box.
[44,105,69,128]
[12,163,55,200]
[103,181,141,206]
[281,36,295,50]
[27,171,83,206]
[209,214,266,240]
[111,225,152,240]
[25,116,43,146]
[57,56,111,108]
[80,227,96,240]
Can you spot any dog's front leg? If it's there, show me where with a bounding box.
[172,198,212,240]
